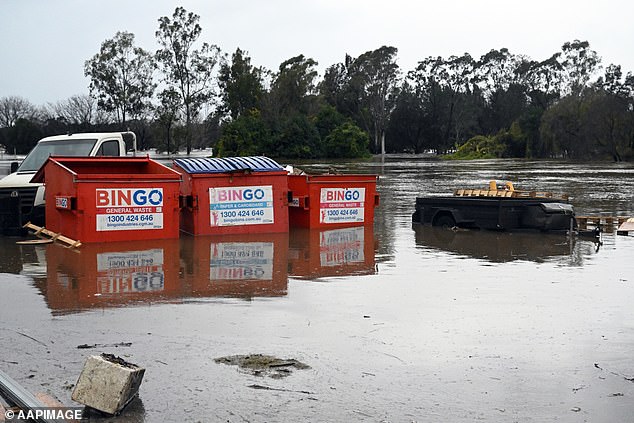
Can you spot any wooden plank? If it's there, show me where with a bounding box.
[22,223,82,248]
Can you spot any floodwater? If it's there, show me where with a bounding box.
[1,156,634,422]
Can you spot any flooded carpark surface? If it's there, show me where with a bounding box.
[1,156,634,422]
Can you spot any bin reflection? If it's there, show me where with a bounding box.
[44,239,182,314]
[288,226,376,279]
[43,233,289,314]
[180,233,288,299]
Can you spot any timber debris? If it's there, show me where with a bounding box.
[22,222,82,248]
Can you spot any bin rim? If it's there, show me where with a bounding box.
[31,155,180,183]
[174,156,284,174]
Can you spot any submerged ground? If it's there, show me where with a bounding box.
[1,157,634,422]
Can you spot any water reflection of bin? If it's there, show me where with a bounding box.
[288,174,379,228]
[43,239,181,315]
[32,157,181,243]
[180,233,288,298]
[288,226,376,279]
[174,157,289,235]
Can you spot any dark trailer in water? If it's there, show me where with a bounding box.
[412,181,576,233]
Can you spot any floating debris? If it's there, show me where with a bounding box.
[77,342,132,349]
[214,354,310,378]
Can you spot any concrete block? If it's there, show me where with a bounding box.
[71,353,145,415]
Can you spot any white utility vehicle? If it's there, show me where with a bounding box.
[0,132,135,234]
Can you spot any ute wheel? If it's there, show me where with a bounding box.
[433,214,456,229]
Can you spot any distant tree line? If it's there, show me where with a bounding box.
[1,7,633,161]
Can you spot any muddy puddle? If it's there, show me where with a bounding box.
[1,156,634,422]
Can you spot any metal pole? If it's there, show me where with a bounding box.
[0,368,63,423]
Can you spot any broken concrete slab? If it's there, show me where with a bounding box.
[71,354,145,415]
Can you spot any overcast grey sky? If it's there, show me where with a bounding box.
[1,0,632,105]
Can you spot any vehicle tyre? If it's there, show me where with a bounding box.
[433,214,456,229]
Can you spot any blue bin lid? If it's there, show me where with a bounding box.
[174,156,284,174]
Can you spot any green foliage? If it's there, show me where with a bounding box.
[323,122,370,158]
[154,88,181,154]
[347,46,400,154]
[273,114,321,158]
[218,48,266,119]
[268,55,319,118]
[5,31,634,162]
[445,135,505,160]
[313,104,347,139]
[84,31,155,127]
[217,109,271,157]
[216,105,370,159]
[155,7,221,154]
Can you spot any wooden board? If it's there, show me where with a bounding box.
[15,239,54,245]
[22,222,82,248]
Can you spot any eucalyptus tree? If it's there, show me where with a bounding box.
[155,7,222,154]
[598,64,634,99]
[269,54,319,117]
[387,81,437,154]
[262,55,320,157]
[558,40,601,96]
[408,53,478,153]
[590,65,634,160]
[84,31,155,128]
[516,55,563,110]
[319,55,362,121]
[218,48,266,120]
[474,48,521,97]
[154,87,182,153]
[347,46,400,155]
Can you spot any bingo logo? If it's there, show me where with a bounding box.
[325,189,361,202]
[96,188,163,207]
[217,188,266,202]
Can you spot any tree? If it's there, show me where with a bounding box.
[45,94,103,131]
[475,48,522,98]
[154,88,182,153]
[218,48,266,119]
[408,54,479,153]
[540,95,587,158]
[155,7,221,154]
[323,121,370,158]
[386,82,429,153]
[217,109,271,157]
[268,55,319,118]
[348,46,400,155]
[0,96,38,128]
[0,118,43,154]
[558,40,601,96]
[318,56,361,119]
[84,31,155,128]
[516,55,563,109]
[273,114,320,158]
[583,90,631,161]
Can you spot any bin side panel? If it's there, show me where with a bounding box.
[288,174,378,229]
[185,172,288,235]
[76,181,181,243]
[43,160,81,240]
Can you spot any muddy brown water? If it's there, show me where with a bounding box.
[1,156,634,422]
